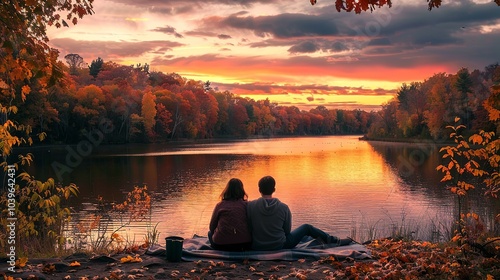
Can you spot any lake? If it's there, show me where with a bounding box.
[22,135,500,244]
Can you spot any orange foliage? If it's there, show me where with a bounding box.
[113,185,151,220]
[310,0,499,13]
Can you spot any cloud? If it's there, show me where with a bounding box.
[151,25,184,38]
[212,81,397,96]
[367,38,391,46]
[151,52,455,85]
[218,34,232,39]
[288,41,319,53]
[106,0,280,15]
[205,13,340,38]
[49,38,184,62]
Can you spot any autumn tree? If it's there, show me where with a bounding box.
[309,0,500,13]
[395,82,428,137]
[148,71,182,88]
[453,68,474,130]
[310,106,337,134]
[228,101,250,137]
[253,99,276,136]
[198,91,219,138]
[73,85,106,135]
[212,91,232,135]
[0,0,94,255]
[155,103,172,138]
[141,91,157,139]
[47,73,79,142]
[432,66,500,246]
[16,89,60,136]
[179,89,201,138]
[129,113,144,142]
[1,0,94,161]
[368,99,399,138]
[425,73,452,139]
[156,90,185,139]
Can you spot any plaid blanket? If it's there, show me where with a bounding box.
[147,236,371,261]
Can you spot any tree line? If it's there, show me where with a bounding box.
[7,55,378,144]
[367,64,500,141]
[3,53,499,145]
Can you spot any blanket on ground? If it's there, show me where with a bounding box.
[147,236,371,262]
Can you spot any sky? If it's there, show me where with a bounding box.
[47,0,500,111]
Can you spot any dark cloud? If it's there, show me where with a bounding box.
[151,25,184,38]
[288,41,319,53]
[184,31,233,40]
[210,13,339,38]
[336,1,500,47]
[218,34,232,39]
[107,0,280,14]
[330,41,350,52]
[367,38,391,46]
[411,30,463,46]
[251,38,353,54]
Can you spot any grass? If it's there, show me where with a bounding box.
[349,208,459,244]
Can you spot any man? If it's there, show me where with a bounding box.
[247,175,352,250]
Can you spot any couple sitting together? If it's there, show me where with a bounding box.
[208,175,353,251]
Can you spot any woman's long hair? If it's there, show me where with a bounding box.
[220,178,248,201]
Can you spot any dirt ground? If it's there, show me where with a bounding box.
[2,239,500,279]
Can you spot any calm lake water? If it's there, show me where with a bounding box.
[23,135,500,243]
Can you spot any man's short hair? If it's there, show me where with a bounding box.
[258,176,276,195]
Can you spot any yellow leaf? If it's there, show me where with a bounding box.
[451,235,461,242]
[15,257,28,268]
[443,173,452,181]
[120,255,134,263]
[69,261,81,267]
[21,85,31,95]
[0,79,9,89]
[131,256,142,263]
[486,274,494,280]
[447,149,454,158]
[120,255,142,263]
[469,134,483,145]
[448,161,454,170]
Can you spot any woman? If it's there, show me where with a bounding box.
[208,178,252,251]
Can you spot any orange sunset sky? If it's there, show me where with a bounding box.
[47,0,500,111]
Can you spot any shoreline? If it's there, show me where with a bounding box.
[11,133,457,153]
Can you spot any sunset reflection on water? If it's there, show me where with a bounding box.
[26,136,499,243]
